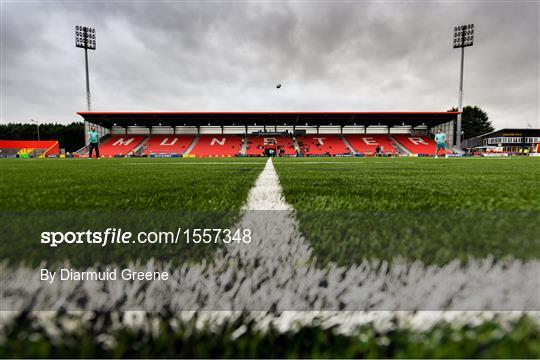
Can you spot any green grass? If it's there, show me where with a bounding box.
[273,157,540,266]
[273,157,540,211]
[2,157,539,267]
[0,157,266,211]
[0,158,266,266]
[1,312,538,358]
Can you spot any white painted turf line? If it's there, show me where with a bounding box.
[1,158,539,337]
[218,158,540,330]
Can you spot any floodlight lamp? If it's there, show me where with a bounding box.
[453,23,474,48]
[75,25,96,50]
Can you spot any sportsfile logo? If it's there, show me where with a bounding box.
[41,228,136,247]
[40,228,252,247]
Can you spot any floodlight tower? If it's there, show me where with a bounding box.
[75,26,96,146]
[75,26,96,111]
[453,24,474,149]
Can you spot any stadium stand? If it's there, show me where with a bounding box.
[142,135,195,155]
[76,112,462,157]
[345,135,398,155]
[72,133,454,158]
[189,135,243,157]
[245,136,297,156]
[97,135,146,157]
[0,140,59,158]
[393,134,447,155]
[297,135,350,156]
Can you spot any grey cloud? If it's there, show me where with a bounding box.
[1,1,538,129]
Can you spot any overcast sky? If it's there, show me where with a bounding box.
[1,1,538,129]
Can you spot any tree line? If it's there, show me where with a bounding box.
[0,122,84,152]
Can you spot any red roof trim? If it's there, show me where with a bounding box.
[77,111,461,115]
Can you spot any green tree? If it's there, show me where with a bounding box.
[0,122,84,152]
[448,106,494,139]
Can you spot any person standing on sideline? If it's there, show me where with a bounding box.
[88,126,100,159]
[434,128,448,158]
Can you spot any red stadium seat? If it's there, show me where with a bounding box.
[297,135,350,156]
[189,135,243,157]
[143,135,195,155]
[245,136,297,156]
[98,135,146,157]
[345,135,397,155]
[393,135,449,155]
